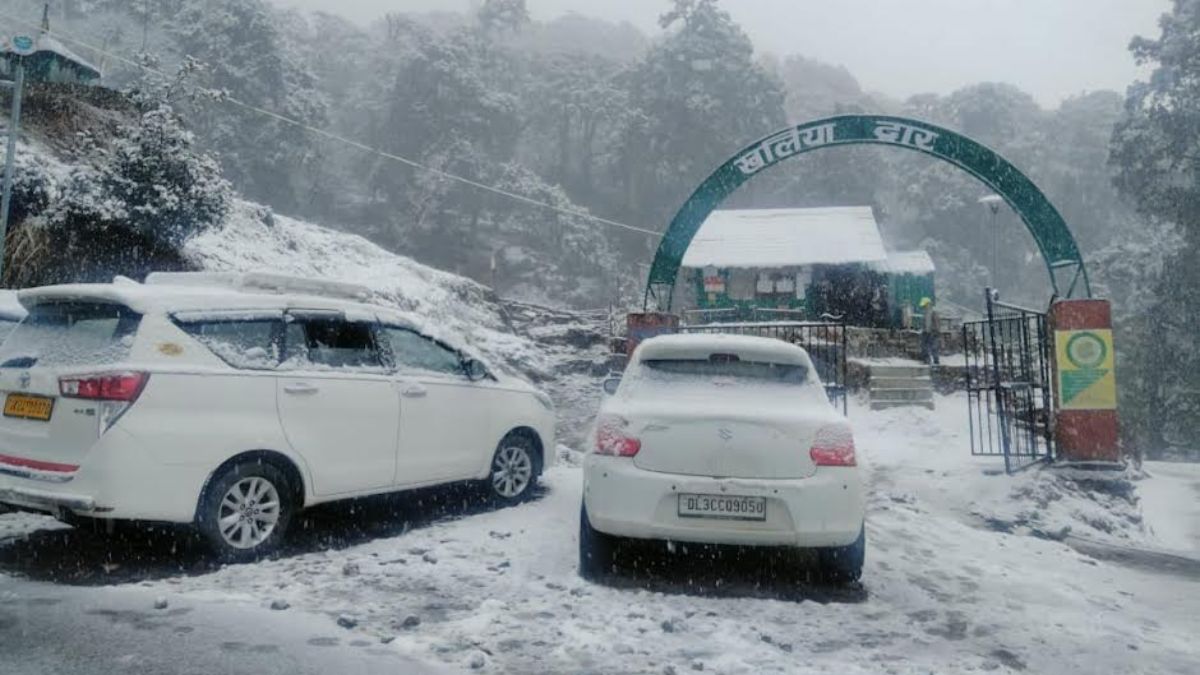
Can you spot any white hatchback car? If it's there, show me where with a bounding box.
[0,272,555,560]
[580,333,865,582]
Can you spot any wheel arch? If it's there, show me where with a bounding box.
[194,449,308,522]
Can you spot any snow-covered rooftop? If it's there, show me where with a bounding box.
[34,35,101,77]
[0,290,26,320]
[867,249,936,275]
[680,207,888,269]
[1,35,102,79]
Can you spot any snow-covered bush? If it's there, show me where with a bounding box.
[4,86,231,286]
[87,103,231,246]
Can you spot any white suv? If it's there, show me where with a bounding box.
[580,334,865,582]
[0,272,555,560]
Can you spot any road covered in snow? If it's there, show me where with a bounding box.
[2,394,1198,674]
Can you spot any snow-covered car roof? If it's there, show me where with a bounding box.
[0,289,27,321]
[16,273,423,331]
[634,333,812,366]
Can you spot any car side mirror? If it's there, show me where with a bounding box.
[602,377,621,395]
[463,357,489,382]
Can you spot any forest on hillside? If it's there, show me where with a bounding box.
[1,0,1197,456]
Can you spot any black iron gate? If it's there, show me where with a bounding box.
[962,290,1055,473]
[679,320,848,414]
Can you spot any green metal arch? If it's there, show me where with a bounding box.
[643,114,1090,310]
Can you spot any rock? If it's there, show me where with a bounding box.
[153,597,169,610]
[467,652,486,670]
[401,614,421,629]
[342,562,360,576]
[270,599,290,611]
[337,615,358,629]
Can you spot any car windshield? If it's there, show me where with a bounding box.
[0,301,141,368]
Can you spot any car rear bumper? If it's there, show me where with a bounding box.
[583,455,865,548]
[0,484,96,513]
[0,429,207,523]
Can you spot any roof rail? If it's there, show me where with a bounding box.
[143,272,372,302]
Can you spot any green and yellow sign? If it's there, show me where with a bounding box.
[1055,329,1115,410]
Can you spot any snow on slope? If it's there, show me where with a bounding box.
[182,201,546,377]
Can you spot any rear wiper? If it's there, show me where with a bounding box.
[0,356,38,368]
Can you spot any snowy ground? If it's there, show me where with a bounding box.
[2,394,1197,674]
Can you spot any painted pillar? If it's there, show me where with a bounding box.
[626,312,680,357]
[1048,299,1120,463]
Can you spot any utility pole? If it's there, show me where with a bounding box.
[1,37,32,286]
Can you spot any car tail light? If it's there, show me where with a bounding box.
[809,425,856,466]
[594,415,641,457]
[60,372,149,402]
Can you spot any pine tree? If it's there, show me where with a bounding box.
[1110,0,1200,456]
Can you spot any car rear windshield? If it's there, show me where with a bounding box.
[641,356,809,384]
[0,301,141,368]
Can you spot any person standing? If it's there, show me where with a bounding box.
[920,297,940,365]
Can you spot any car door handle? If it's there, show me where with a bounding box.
[400,385,427,398]
[284,383,319,395]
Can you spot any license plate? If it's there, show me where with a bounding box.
[678,493,766,521]
[3,394,54,421]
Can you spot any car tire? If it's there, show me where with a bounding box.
[485,433,540,503]
[578,505,617,581]
[196,460,294,563]
[816,524,866,583]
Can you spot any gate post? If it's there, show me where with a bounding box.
[1048,299,1120,464]
[626,312,680,357]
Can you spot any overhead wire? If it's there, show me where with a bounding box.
[0,9,663,238]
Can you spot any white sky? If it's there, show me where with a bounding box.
[272,0,1168,107]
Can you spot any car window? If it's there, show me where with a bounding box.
[285,316,384,371]
[0,301,141,368]
[173,315,283,370]
[382,326,462,376]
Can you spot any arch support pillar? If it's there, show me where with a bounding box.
[1049,299,1121,465]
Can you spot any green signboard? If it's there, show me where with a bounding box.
[644,115,1090,310]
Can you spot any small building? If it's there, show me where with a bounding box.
[0,10,101,86]
[677,206,935,327]
[867,250,937,329]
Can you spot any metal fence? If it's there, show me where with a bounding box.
[679,320,848,414]
[962,291,1054,473]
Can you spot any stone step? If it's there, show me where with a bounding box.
[868,364,931,378]
[871,399,936,411]
[870,387,935,402]
[869,376,933,390]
